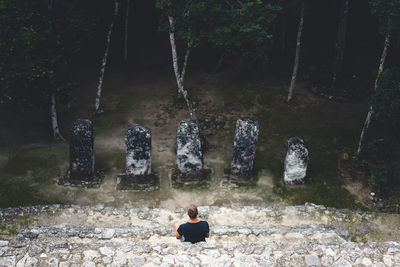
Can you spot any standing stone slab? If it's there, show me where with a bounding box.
[59,119,103,188]
[70,119,95,180]
[125,125,152,176]
[176,119,204,181]
[117,125,159,190]
[284,137,309,185]
[230,119,259,181]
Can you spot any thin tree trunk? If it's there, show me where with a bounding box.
[357,32,390,153]
[51,93,64,140]
[168,17,184,91]
[168,16,199,125]
[123,0,130,62]
[180,44,190,84]
[331,0,349,90]
[95,0,119,114]
[214,50,226,73]
[47,0,64,140]
[287,0,305,103]
[374,33,390,90]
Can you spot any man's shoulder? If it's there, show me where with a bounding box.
[178,223,188,230]
[200,221,209,230]
[179,221,208,228]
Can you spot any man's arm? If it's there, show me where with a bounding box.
[174,223,182,239]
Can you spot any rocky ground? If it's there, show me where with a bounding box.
[0,203,399,266]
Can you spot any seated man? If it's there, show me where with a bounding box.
[174,204,210,244]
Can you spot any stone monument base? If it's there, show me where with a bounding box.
[224,168,258,188]
[229,172,255,182]
[58,169,104,188]
[171,167,211,189]
[116,173,159,191]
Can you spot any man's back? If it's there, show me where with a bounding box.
[177,221,209,244]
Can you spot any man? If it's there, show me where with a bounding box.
[174,204,210,244]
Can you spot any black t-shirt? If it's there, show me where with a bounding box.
[177,221,209,244]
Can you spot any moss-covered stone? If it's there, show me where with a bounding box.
[171,166,212,189]
[116,172,160,191]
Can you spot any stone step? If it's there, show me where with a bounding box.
[16,224,349,242]
[0,203,390,226]
[1,236,399,266]
[0,204,399,266]
[0,203,380,226]
[2,203,400,243]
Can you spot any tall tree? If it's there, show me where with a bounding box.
[156,0,201,124]
[95,0,120,114]
[47,0,64,140]
[331,0,349,90]
[286,0,305,104]
[357,32,390,153]
[0,0,94,139]
[168,15,198,124]
[357,0,400,153]
[50,93,63,140]
[156,0,281,122]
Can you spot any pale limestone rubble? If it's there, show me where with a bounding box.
[0,204,398,266]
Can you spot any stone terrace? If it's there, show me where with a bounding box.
[0,203,399,266]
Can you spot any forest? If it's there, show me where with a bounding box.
[0,0,399,211]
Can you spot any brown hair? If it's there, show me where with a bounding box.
[187,204,198,219]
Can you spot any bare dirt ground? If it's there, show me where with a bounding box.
[6,67,277,208]
[342,175,373,209]
[0,63,374,210]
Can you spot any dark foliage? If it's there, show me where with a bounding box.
[370,68,400,127]
[358,69,400,194]
[156,0,282,61]
[0,0,96,105]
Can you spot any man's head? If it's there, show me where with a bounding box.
[187,204,198,219]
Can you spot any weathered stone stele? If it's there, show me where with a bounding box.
[70,119,95,180]
[284,137,309,185]
[230,119,259,181]
[176,119,203,181]
[117,125,159,190]
[125,125,152,177]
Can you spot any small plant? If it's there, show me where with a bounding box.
[357,140,394,195]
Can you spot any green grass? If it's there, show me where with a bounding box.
[0,143,68,207]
